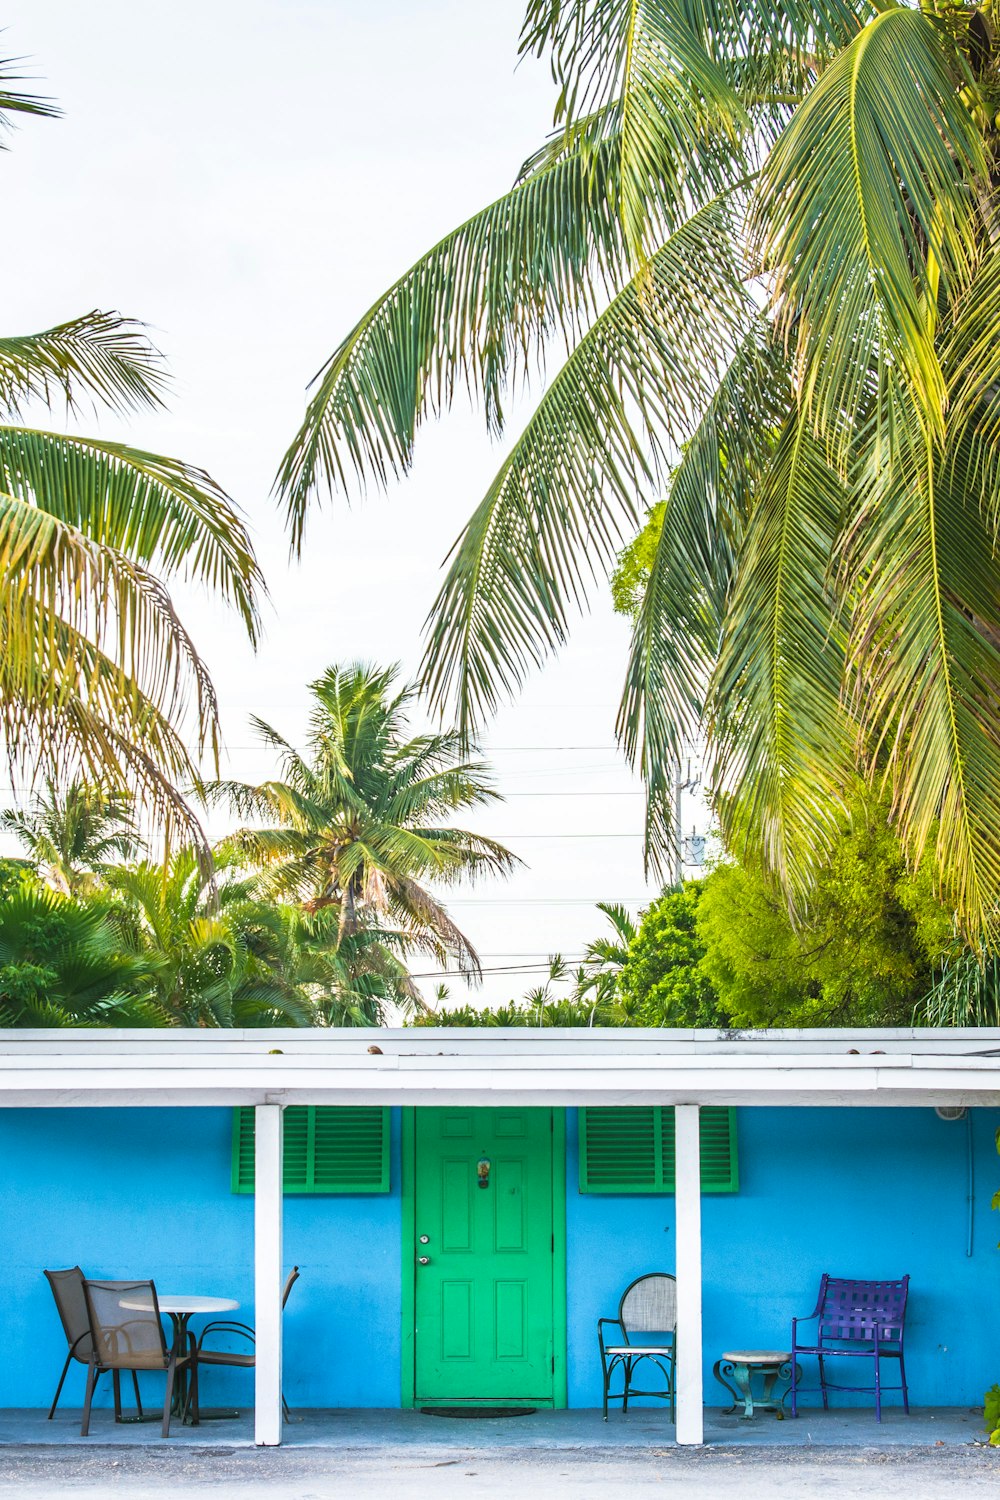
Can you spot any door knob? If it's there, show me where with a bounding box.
[418,1255,431,1266]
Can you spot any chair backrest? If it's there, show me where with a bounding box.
[619,1273,677,1338]
[816,1275,910,1346]
[83,1280,169,1368]
[44,1267,93,1364]
[281,1265,300,1310]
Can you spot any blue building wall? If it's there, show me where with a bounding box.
[565,1105,1000,1408]
[0,1106,402,1411]
[0,1103,996,1411]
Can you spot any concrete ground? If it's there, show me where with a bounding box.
[0,1409,995,1498]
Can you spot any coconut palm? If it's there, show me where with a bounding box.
[0,53,262,835]
[103,847,315,1028]
[286,905,429,1025]
[279,0,1000,939]
[1,779,139,896]
[210,662,518,976]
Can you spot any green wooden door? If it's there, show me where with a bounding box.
[413,1107,556,1405]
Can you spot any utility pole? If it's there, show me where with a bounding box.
[673,755,703,888]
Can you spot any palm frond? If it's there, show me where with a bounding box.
[618,321,790,874]
[421,193,752,737]
[276,133,637,543]
[0,311,168,420]
[0,493,219,756]
[520,0,748,268]
[0,427,263,642]
[757,8,985,447]
[0,52,59,135]
[709,413,853,899]
[846,400,1000,933]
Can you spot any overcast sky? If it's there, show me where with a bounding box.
[3,1,709,1006]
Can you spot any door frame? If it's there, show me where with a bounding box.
[400,1106,567,1409]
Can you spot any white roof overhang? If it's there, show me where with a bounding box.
[0,1027,999,1108]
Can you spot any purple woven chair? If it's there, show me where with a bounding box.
[790,1274,910,1421]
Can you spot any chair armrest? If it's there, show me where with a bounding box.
[197,1321,255,1351]
[597,1318,624,1354]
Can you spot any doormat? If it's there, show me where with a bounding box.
[419,1407,537,1419]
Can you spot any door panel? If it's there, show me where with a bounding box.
[413,1107,555,1403]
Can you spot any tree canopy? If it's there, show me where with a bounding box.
[278,0,1000,941]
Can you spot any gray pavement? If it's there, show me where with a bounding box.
[0,1444,998,1499]
[0,1409,996,1498]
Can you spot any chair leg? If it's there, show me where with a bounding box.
[789,1352,798,1418]
[48,1353,72,1419]
[282,1391,290,1422]
[622,1357,631,1414]
[899,1352,909,1415]
[112,1369,122,1422]
[80,1360,98,1437]
[818,1354,828,1410]
[874,1352,882,1423]
[162,1360,176,1438]
[131,1369,143,1418]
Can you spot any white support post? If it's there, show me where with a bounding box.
[254,1103,283,1445]
[675,1103,703,1446]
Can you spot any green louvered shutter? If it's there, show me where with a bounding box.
[231,1106,390,1194]
[579,1106,738,1194]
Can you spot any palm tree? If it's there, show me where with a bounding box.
[210,662,518,976]
[285,905,429,1026]
[0,52,262,836]
[103,847,315,1028]
[278,0,1000,939]
[575,903,637,1010]
[0,884,153,1027]
[1,779,139,896]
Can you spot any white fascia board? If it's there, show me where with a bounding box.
[1,1061,999,1107]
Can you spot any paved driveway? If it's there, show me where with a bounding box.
[0,1445,998,1499]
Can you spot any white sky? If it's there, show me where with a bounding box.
[3,1,709,1006]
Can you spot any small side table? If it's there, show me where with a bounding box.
[713,1350,795,1419]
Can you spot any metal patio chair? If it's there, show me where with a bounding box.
[196,1266,299,1418]
[598,1272,677,1420]
[790,1273,910,1421]
[81,1279,198,1437]
[44,1267,143,1421]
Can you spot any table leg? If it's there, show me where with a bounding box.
[170,1313,191,1419]
[713,1359,755,1417]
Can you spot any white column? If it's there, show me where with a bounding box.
[675,1103,703,1445]
[254,1103,284,1446]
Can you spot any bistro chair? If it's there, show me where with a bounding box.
[197,1266,299,1418]
[81,1279,198,1437]
[598,1272,677,1420]
[45,1267,144,1422]
[790,1273,910,1422]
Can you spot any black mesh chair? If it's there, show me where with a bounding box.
[44,1267,142,1421]
[598,1272,677,1420]
[197,1266,299,1418]
[82,1279,198,1437]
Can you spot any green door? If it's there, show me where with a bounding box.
[413,1107,556,1405]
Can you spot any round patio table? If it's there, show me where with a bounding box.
[120,1294,240,1421]
[713,1350,795,1419]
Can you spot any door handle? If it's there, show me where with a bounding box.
[418,1255,431,1266]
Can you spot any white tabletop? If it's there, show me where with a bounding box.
[120,1295,239,1315]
